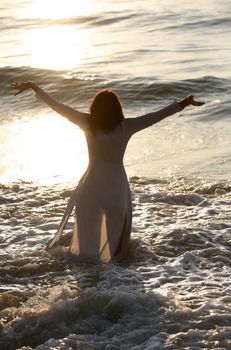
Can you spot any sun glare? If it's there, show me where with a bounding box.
[22,25,92,70]
[19,0,96,70]
[1,116,88,184]
[20,0,96,19]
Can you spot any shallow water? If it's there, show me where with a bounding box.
[0,177,231,349]
[1,182,231,350]
[1,0,231,349]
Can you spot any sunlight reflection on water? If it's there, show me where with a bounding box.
[18,0,97,19]
[0,115,88,184]
[21,26,89,70]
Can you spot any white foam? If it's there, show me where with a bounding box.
[0,178,231,349]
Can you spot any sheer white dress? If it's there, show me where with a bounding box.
[47,102,182,263]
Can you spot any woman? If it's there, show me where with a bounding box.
[11,82,204,263]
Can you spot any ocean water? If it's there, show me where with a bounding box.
[0,0,231,349]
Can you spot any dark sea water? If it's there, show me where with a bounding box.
[0,0,231,349]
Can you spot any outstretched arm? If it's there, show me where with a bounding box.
[125,95,205,135]
[11,82,89,129]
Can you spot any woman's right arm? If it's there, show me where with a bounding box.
[11,82,89,129]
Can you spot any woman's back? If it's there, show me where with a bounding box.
[85,122,129,166]
[68,123,132,262]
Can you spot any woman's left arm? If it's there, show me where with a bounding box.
[125,95,205,135]
[11,81,89,129]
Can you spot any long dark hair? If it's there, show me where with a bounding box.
[89,89,124,133]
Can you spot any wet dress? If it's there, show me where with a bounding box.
[47,103,182,263]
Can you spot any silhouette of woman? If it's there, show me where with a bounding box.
[11,82,204,262]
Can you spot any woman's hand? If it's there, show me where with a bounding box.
[11,81,36,95]
[178,95,205,109]
[187,95,205,106]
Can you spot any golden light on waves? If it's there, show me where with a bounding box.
[20,0,95,70]
[1,115,88,184]
[22,25,90,70]
[20,0,96,19]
